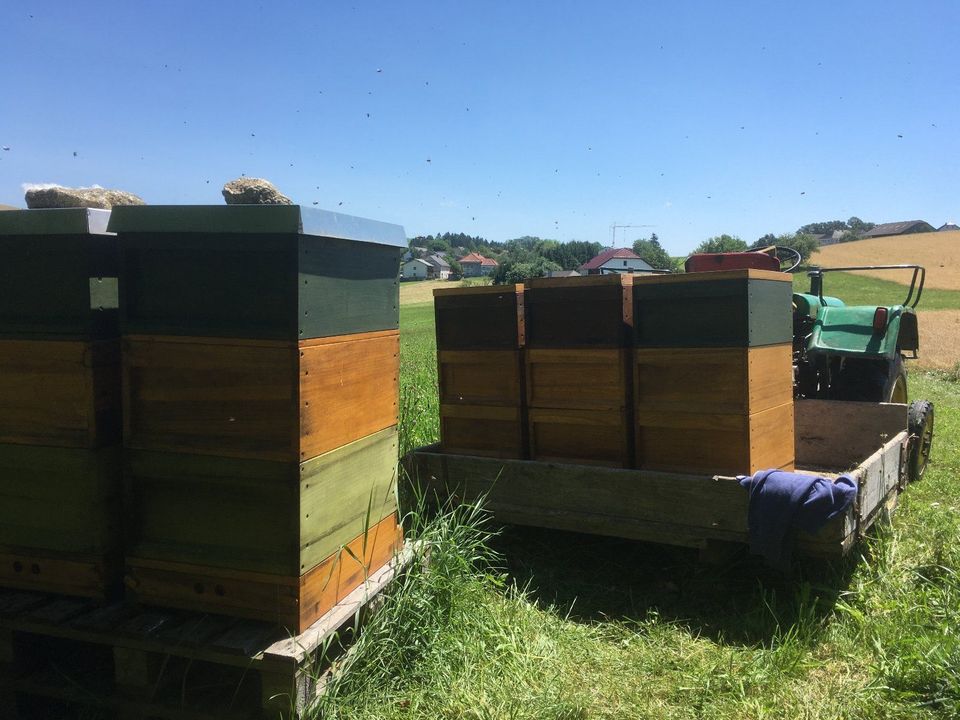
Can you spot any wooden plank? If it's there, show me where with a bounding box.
[440,404,525,459]
[634,345,792,415]
[0,339,120,447]
[528,407,632,467]
[438,350,522,406]
[526,348,629,410]
[412,450,748,540]
[794,399,907,469]
[0,548,120,599]
[122,335,298,461]
[299,330,399,460]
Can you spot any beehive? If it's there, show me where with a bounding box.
[110,205,406,631]
[523,275,634,467]
[0,209,123,598]
[632,270,795,474]
[434,284,525,458]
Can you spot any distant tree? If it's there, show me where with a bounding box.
[750,232,818,264]
[632,235,672,270]
[694,234,748,254]
[846,216,875,238]
[492,257,562,285]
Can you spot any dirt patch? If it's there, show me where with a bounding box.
[813,231,960,291]
[915,309,960,370]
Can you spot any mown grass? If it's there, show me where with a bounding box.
[792,270,960,311]
[311,302,960,720]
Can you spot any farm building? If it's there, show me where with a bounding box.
[401,257,431,280]
[814,230,848,246]
[424,253,452,279]
[579,247,654,275]
[459,252,499,277]
[938,222,959,232]
[863,220,935,238]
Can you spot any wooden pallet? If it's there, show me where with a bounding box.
[0,543,415,720]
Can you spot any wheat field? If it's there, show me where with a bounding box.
[812,231,960,290]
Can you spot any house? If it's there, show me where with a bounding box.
[579,247,654,275]
[547,270,581,278]
[862,220,935,239]
[814,230,848,246]
[459,252,499,277]
[938,222,959,232]
[424,253,451,280]
[400,258,431,281]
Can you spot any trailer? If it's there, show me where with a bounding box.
[406,399,910,559]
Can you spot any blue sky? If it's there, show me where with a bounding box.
[1,1,957,254]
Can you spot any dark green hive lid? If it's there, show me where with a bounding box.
[107,205,406,248]
[0,208,112,235]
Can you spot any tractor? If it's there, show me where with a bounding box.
[685,247,935,482]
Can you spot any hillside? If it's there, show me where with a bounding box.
[812,231,960,290]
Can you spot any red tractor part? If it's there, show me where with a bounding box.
[685,248,782,273]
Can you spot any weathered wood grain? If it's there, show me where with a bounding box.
[528,407,632,467]
[440,404,525,459]
[636,401,795,475]
[795,399,906,470]
[299,331,399,460]
[526,348,629,410]
[0,339,120,447]
[438,350,522,406]
[634,345,792,415]
[125,513,402,633]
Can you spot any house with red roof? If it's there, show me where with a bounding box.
[579,247,654,275]
[459,252,499,277]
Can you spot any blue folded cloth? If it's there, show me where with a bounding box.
[737,470,858,569]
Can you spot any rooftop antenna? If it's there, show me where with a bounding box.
[610,223,656,247]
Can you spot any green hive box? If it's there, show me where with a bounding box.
[0,208,119,339]
[124,426,399,576]
[633,269,793,348]
[109,205,406,340]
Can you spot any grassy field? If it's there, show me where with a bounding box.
[311,295,960,720]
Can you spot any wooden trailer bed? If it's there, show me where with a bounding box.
[406,400,909,558]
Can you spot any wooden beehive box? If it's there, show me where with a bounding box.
[435,284,526,458]
[124,427,402,630]
[632,269,792,348]
[632,270,795,475]
[0,209,124,599]
[0,209,119,339]
[110,205,404,340]
[111,205,406,628]
[523,275,634,467]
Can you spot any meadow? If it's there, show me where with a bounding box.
[310,277,960,719]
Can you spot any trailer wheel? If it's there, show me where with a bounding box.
[907,400,935,482]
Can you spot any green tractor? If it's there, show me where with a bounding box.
[792,264,935,480]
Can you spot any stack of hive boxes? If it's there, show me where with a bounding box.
[0,209,123,598]
[523,275,634,467]
[632,269,795,475]
[435,284,526,458]
[110,205,406,632]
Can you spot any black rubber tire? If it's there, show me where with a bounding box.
[832,356,906,403]
[907,400,935,482]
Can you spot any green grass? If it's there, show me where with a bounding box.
[310,306,960,720]
[793,271,960,310]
